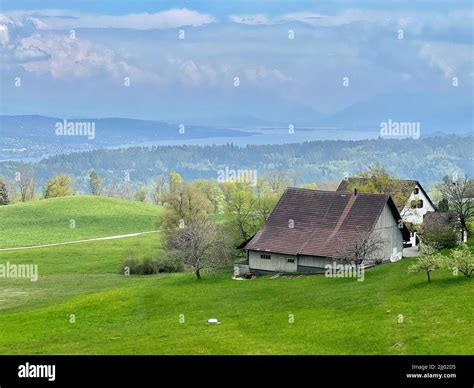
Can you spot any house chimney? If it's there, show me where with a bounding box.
[354,188,358,196]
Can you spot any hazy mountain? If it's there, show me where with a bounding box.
[320,93,473,134]
[0,115,255,160]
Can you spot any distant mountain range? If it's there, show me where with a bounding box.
[1,90,472,161]
[318,93,473,134]
[0,115,254,160]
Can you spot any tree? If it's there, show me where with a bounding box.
[89,170,102,195]
[17,166,36,202]
[254,178,279,225]
[225,183,259,244]
[153,175,168,205]
[134,187,147,202]
[158,181,233,279]
[421,212,458,249]
[336,228,386,266]
[157,183,213,235]
[154,170,183,205]
[408,244,442,283]
[191,179,226,214]
[166,218,234,279]
[44,174,75,198]
[169,170,183,194]
[265,170,294,194]
[347,164,414,212]
[438,198,449,212]
[448,244,474,278]
[438,176,474,242]
[0,177,10,205]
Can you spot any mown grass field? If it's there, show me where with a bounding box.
[0,196,472,354]
[0,196,162,247]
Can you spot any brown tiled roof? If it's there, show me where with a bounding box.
[246,188,408,259]
[336,178,435,210]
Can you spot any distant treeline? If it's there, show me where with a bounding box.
[0,135,472,192]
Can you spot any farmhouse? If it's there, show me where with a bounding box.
[242,188,410,274]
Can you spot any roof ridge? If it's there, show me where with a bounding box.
[287,187,390,197]
[327,194,358,240]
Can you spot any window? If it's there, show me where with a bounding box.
[414,187,419,194]
[260,254,271,260]
[288,258,295,263]
[417,199,423,208]
[410,200,417,209]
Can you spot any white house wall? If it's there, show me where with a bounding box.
[401,185,435,224]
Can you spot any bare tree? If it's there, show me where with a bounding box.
[153,174,168,205]
[16,166,36,202]
[438,176,474,242]
[166,218,234,279]
[335,228,387,266]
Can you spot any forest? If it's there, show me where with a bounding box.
[0,135,472,193]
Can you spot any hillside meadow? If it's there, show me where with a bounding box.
[0,196,162,248]
[0,196,472,354]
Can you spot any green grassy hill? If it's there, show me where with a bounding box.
[0,196,162,248]
[0,196,472,355]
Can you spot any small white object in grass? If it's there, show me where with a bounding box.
[207,318,220,324]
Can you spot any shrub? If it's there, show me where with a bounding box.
[154,258,184,273]
[121,253,183,275]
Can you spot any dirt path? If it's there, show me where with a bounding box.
[0,231,159,251]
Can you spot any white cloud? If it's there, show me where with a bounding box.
[18,34,160,82]
[419,42,471,79]
[6,8,215,30]
[229,14,270,25]
[167,56,290,87]
[230,8,473,31]
[244,66,291,83]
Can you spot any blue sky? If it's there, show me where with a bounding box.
[1,1,472,125]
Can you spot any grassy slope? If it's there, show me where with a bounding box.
[0,196,162,248]
[0,196,472,355]
[0,258,472,355]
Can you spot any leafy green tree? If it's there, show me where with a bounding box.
[44,174,75,198]
[348,163,415,212]
[438,198,449,212]
[254,178,279,225]
[0,177,10,205]
[89,170,102,195]
[300,183,318,189]
[347,164,413,211]
[448,244,474,278]
[191,179,226,214]
[225,183,259,244]
[157,182,213,235]
[408,245,443,283]
[169,170,183,194]
[134,187,147,202]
